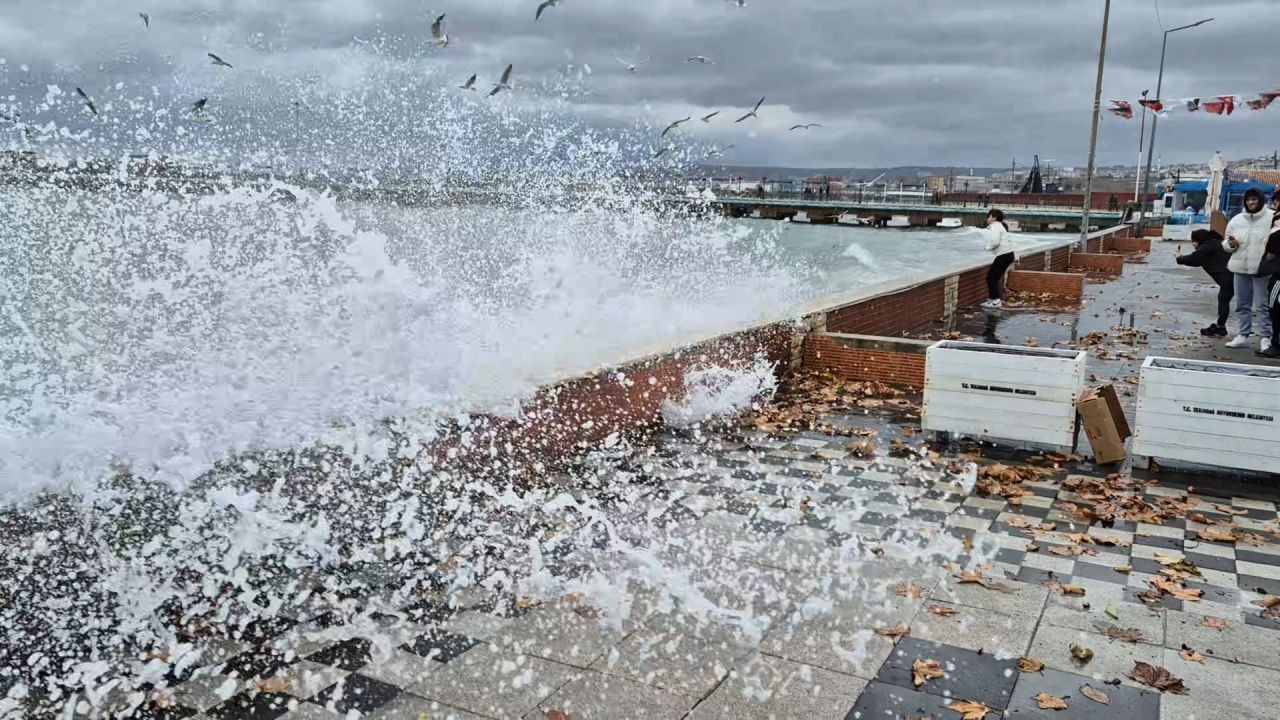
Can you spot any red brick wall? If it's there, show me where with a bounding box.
[1109,237,1151,253]
[1048,246,1072,272]
[430,323,794,473]
[826,279,947,336]
[802,334,927,389]
[1007,270,1085,298]
[1069,252,1124,273]
[958,266,990,308]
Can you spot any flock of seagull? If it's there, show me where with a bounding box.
[33,1,818,164]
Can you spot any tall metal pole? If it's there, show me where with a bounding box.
[1139,34,1169,217]
[1134,101,1148,201]
[1080,0,1111,247]
[1139,19,1213,217]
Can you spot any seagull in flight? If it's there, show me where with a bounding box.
[616,56,647,74]
[700,110,720,122]
[789,123,823,131]
[735,97,764,122]
[661,116,691,137]
[460,74,477,91]
[536,0,561,21]
[652,146,674,159]
[208,53,233,68]
[139,12,149,29]
[192,98,208,115]
[727,0,746,6]
[685,56,714,65]
[705,144,734,158]
[431,14,448,47]
[489,64,514,96]
[75,88,97,115]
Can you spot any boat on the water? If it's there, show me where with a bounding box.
[936,217,962,229]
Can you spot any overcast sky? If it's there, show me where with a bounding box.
[1,0,1276,170]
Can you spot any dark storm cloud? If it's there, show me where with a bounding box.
[1,0,1275,168]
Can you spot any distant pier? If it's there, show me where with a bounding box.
[706,196,1124,232]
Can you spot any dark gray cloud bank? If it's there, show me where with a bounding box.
[1,0,1274,169]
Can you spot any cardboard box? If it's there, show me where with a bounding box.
[1077,384,1132,464]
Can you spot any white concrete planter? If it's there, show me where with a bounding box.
[923,340,1087,448]
[1132,356,1280,474]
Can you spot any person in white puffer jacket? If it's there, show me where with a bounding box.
[1224,188,1275,351]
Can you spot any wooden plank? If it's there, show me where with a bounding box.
[924,409,1076,446]
[926,384,1075,412]
[1135,403,1280,443]
[925,359,1085,391]
[925,380,1081,407]
[1132,433,1277,474]
[1138,381,1280,416]
[1141,361,1280,395]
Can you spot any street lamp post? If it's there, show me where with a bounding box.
[1080,0,1111,247]
[1139,18,1214,216]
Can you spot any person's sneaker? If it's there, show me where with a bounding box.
[983,299,1003,309]
[1258,344,1280,359]
[1263,337,1274,353]
[1225,334,1252,349]
[1200,323,1222,336]
[1212,324,1230,337]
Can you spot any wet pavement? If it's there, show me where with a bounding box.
[5,238,1280,720]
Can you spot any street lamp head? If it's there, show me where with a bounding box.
[1169,17,1214,34]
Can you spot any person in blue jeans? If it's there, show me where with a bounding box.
[1224,188,1275,352]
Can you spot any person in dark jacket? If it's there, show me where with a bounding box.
[1259,220,1280,358]
[1176,228,1234,336]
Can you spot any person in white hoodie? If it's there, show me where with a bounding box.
[1223,188,1275,350]
[981,209,1014,308]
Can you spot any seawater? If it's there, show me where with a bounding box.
[0,186,1062,498]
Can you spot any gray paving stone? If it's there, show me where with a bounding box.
[365,692,490,719]
[875,637,1019,710]
[1026,625,1164,691]
[688,654,864,720]
[1040,600,1165,647]
[1004,667,1160,719]
[486,603,629,669]
[404,644,580,720]
[529,670,695,720]
[1158,648,1280,720]
[1165,609,1280,671]
[590,613,753,698]
[847,679,1006,720]
[909,601,1037,658]
[930,572,1050,618]
[759,582,922,679]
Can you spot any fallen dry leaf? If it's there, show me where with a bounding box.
[515,596,542,610]
[1127,661,1189,694]
[875,624,910,641]
[1179,648,1206,664]
[945,700,995,719]
[1252,596,1280,610]
[1016,657,1045,673]
[1060,584,1087,596]
[256,676,289,694]
[544,711,572,720]
[913,658,946,687]
[1201,616,1229,631]
[1070,644,1094,663]
[1114,565,1132,574]
[1198,525,1239,543]
[846,439,877,457]
[1080,685,1110,705]
[1095,624,1144,643]
[894,584,925,598]
[929,605,959,617]
[1034,692,1068,710]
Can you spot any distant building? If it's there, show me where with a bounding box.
[923,176,947,193]
[953,175,991,193]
